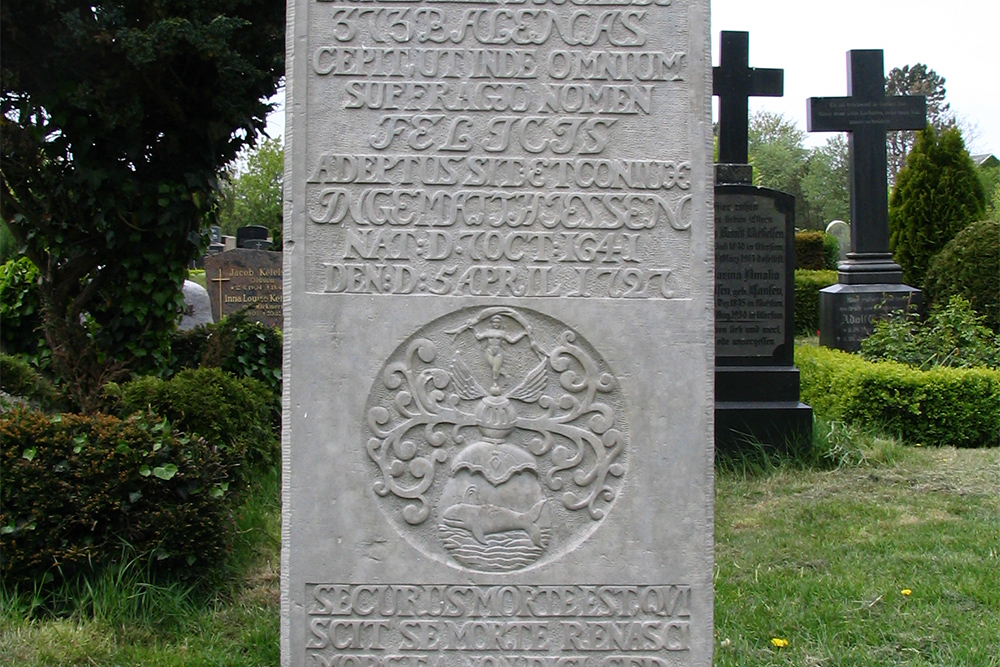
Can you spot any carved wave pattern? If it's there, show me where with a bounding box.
[439,520,552,572]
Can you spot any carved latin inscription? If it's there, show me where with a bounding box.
[305,0,693,297]
[365,307,628,572]
[306,584,692,666]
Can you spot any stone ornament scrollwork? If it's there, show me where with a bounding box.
[365,307,628,572]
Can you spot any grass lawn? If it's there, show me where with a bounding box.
[3,444,997,666]
[715,444,1000,666]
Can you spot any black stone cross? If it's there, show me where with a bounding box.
[808,50,926,270]
[713,31,784,164]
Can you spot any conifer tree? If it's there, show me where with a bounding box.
[888,126,986,288]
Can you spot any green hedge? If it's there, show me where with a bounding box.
[796,345,1000,448]
[117,367,278,481]
[0,354,60,410]
[795,231,826,269]
[1,409,233,588]
[794,270,838,335]
[170,314,282,403]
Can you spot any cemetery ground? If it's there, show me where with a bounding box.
[2,425,997,666]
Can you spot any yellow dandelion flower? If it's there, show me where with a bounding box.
[771,637,789,648]
[901,588,912,596]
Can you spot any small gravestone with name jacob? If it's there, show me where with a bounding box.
[284,2,716,666]
[203,248,282,329]
[712,31,811,453]
[808,50,925,351]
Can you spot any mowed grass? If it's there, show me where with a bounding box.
[0,469,281,667]
[2,442,997,666]
[715,443,1000,666]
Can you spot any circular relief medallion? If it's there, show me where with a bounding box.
[364,307,628,572]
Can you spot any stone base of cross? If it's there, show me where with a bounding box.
[808,49,926,350]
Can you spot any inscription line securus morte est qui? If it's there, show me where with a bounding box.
[304,0,693,299]
[307,584,692,666]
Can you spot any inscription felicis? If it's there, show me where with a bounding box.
[364,307,628,572]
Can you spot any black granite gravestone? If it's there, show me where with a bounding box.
[236,225,271,251]
[808,50,926,350]
[713,31,784,169]
[713,32,811,454]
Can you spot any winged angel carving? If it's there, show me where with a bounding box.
[365,307,628,571]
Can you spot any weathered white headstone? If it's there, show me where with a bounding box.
[178,279,214,331]
[825,220,850,263]
[283,1,714,665]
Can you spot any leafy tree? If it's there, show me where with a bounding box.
[888,126,986,288]
[0,1,283,409]
[989,182,1000,221]
[748,111,808,192]
[802,134,850,227]
[217,136,283,247]
[747,111,816,223]
[885,64,953,183]
[748,112,851,230]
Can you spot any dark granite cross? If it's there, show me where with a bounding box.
[713,31,784,164]
[808,50,926,268]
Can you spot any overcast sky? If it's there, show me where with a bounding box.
[266,0,999,156]
[712,0,999,154]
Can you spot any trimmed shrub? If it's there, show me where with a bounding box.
[796,345,999,448]
[0,257,47,366]
[794,270,838,335]
[889,126,986,287]
[924,219,1000,332]
[1,408,233,588]
[861,296,999,370]
[822,232,839,269]
[0,354,60,410]
[117,367,278,479]
[795,231,827,270]
[170,314,282,402]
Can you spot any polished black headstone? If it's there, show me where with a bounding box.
[808,50,926,352]
[715,185,812,454]
[236,225,270,249]
[808,50,926,282]
[713,31,784,166]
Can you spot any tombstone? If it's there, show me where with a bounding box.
[284,2,715,667]
[178,279,214,331]
[826,220,851,262]
[203,248,282,329]
[222,235,237,252]
[808,50,926,351]
[209,225,223,245]
[712,31,811,453]
[236,225,271,251]
[713,31,783,167]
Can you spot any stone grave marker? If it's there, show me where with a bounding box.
[826,220,851,262]
[808,50,925,351]
[825,220,850,262]
[179,279,214,331]
[283,1,715,666]
[713,31,783,167]
[237,224,272,250]
[712,31,811,453]
[203,248,282,328]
